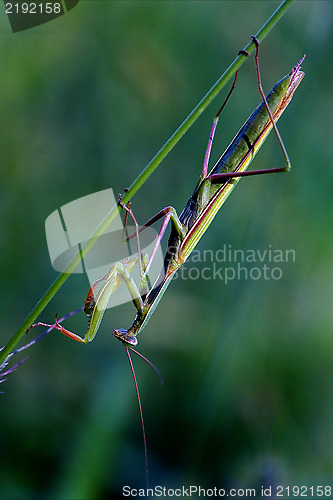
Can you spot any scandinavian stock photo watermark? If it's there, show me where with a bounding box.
[172,244,295,285]
[44,188,295,312]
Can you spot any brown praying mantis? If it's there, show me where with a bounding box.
[27,39,305,483]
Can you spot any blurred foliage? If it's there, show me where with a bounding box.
[1,1,333,498]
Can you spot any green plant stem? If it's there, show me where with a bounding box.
[0,0,295,366]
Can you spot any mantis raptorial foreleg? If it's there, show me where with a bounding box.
[27,253,149,343]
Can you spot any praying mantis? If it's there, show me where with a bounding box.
[28,39,305,483]
[29,40,304,349]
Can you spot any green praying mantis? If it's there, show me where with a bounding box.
[29,40,304,349]
[27,39,305,483]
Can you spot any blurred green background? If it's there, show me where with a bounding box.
[1,1,333,498]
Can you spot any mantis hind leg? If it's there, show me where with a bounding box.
[250,36,290,171]
[205,37,294,184]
